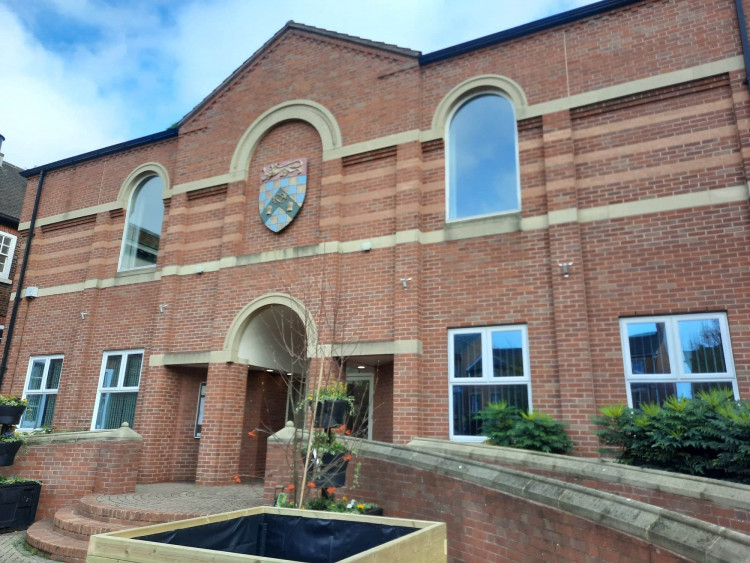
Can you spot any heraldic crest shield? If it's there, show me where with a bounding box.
[258,158,307,232]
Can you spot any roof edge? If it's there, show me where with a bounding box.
[20,129,178,178]
[176,21,419,130]
[419,0,645,65]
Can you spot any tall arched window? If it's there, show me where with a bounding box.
[119,175,164,270]
[447,93,520,221]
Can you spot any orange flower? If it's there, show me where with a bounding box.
[345,429,351,435]
[343,454,352,462]
[332,424,346,434]
[233,475,241,483]
[286,484,295,491]
[307,481,316,488]
[326,487,336,494]
[248,431,257,438]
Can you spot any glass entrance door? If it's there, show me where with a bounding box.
[346,369,373,440]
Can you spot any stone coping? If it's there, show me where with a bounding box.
[408,437,750,512]
[21,425,142,446]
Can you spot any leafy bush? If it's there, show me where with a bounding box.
[475,402,573,454]
[592,388,750,483]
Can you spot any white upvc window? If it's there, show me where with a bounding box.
[620,313,738,408]
[20,355,64,430]
[448,325,531,441]
[92,350,143,430]
[0,231,18,281]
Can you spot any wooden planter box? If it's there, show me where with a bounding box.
[0,481,41,531]
[86,506,446,563]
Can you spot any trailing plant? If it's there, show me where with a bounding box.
[0,427,23,443]
[308,381,355,413]
[304,430,349,457]
[0,476,40,485]
[0,396,27,408]
[475,402,573,454]
[592,388,750,483]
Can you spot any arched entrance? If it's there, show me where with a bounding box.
[230,296,312,479]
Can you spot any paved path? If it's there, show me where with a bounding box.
[97,481,266,514]
[0,481,267,562]
[0,531,48,562]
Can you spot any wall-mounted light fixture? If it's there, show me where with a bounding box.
[159,304,169,314]
[558,262,573,278]
[80,312,89,320]
[400,277,412,290]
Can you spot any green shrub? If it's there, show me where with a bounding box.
[475,402,573,454]
[592,388,750,483]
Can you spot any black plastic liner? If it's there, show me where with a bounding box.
[137,513,416,563]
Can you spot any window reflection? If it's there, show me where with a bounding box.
[448,94,519,220]
[120,176,164,270]
[678,319,726,374]
[627,322,671,374]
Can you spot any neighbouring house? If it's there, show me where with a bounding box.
[0,135,27,354]
[2,0,749,486]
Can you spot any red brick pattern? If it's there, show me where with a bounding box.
[0,436,141,520]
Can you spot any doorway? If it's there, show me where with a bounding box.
[346,366,373,440]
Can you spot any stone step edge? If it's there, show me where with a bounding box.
[52,505,146,542]
[77,494,202,525]
[26,518,88,563]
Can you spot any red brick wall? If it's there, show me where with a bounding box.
[263,440,691,562]
[0,432,141,520]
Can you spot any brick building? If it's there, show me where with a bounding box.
[0,135,27,349]
[3,0,750,485]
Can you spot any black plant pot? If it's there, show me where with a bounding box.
[0,405,26,425]
[0,441,22,466]
[0,481,41,530]
[306,452,349,488]
[314,400,348,428]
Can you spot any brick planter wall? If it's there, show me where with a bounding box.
[264,431,750,562]
[0,425,142,520]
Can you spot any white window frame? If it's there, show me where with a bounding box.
[20,354,64,430]
[620,313,738,407]
[194,382,206,438]
[448,325,532,442]
[91,349,144,430]
[445,92,522,223]
[117,175,164,272]
[0,231,18,282]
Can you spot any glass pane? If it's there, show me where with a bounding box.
[123,354,142,387]
[452,384,529,436]
[28,360,45,390]
[121,176,164,269]
[346,380,371,438]
[41,395,56,426]
[491,330,524,377]
[448,94,519,220]
[678,319,727,374]
[690,381,734,398]
[46,359,63,389]
[20,394,43,428]
[453,333,483,378]
[103,355,122,387]
[627,322,671,374]
[96,392,138,429]
[630,382,677,408]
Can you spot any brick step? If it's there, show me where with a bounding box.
[76,494,200,526]
[26,518,88,563]
[52,506,135,542]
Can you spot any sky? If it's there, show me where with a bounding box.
[0,0,599,170]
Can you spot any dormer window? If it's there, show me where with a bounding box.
[447,93,520,221]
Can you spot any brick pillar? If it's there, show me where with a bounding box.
[196,362,248,485]
[392,141,423,444]
[542,110,598,454]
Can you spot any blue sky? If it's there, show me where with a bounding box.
[0,0,598,169]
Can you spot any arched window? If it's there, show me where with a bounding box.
[119,175,164,270]
[447,94,520,221]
